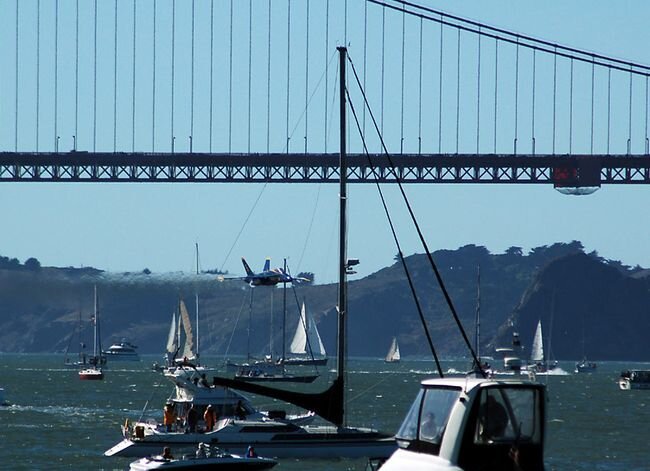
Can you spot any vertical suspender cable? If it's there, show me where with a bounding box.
[286,0,291,153]
[266,0,271,153]
[324,0,329,153]
[493,38,498,154]
[607,68,611,154]
[36,0,40,152]
[229,0,233,153]
[569,58,574,154]
[75,0,79,150]
[132,0,136,152]
[210,0,215,152]
[152,0,156,152]
[15,0,19,151]
[400,5,405,154]
[531,49,535,155]
[552,48,557,154]
[114,0,118,152]
[514,39,519,154]
[171,0,175,152]
[190,0,195,152]
[246,0,251,153]
[455,28,460,154]
[476,28,481,154]
[93,0,97,152]
[380,5,385,135]
[363,1,367,135]
[54,0,59,151]
[628,68,633,154]
[645,75,650,155]
[438,16,443,153]
[418,17,422,154]
[304,1,309,153]
[590,58,595,154]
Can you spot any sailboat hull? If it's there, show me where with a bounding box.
[282,357,328,366]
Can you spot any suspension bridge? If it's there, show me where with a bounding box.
[1,0,649,188]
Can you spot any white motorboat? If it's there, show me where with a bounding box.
[380,377,547,471]
[129,443,277,470]
[619,370,650,390]
[575,358,597,373]
[106,49,395,462]
[103,339,140,361]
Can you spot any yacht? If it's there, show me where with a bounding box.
[103,339,140,361]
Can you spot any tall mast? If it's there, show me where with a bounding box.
[475,265,481,361]
[195,242,199,360]
[336,46,347,412]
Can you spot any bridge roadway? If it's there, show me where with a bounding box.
[1,152,649,187]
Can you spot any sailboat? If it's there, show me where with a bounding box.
[104,48,395,460]
[384,337,401,363]
[79,286,105,380]
[528,320,558,373]
[284,302,328,366]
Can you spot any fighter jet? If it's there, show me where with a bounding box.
[220,258,309,287]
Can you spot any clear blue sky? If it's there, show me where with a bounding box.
[0,1,648,284]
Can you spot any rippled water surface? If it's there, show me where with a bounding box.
[1,354,649,470]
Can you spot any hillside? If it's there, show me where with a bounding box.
[0,242,648,360]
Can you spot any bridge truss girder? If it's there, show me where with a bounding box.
[0,152,649,186]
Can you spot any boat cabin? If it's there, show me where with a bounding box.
[381,377,546,471]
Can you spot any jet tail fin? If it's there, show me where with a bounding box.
[241,258,254,276]
[263,258,271,272]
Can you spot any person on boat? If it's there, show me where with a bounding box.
[203,405,216,432]
[478,394,509,442]
[195,442,208,458]
[199,373,210,388]
[235,400,247,419]
[420,412,439,441]
[186,404,199,433]
[163,403,177,432]
[246,445,257,458]
[161,446,174,460]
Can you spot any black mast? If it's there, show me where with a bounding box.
[212,47,348,427]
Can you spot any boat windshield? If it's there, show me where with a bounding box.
[395,386,460,454]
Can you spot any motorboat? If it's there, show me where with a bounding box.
[574,358,597,373]
[380,377,547,471]
[79,367,104,380]
[0,387,10,407]
[105,366,316,458]
[619,370,650,390]
[129,443,277,470]
[103,339,140,361]
[495,331,525,374]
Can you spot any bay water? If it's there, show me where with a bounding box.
[1,354,648,470]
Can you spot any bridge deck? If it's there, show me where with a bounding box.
[1,152,649,186]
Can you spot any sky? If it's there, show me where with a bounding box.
[0,0,648,284]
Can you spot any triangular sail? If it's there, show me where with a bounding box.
[290,302,326,357]
[385,337,400,362]
[530,321,544,362]
[179,300,195,359]
[166,313,177,354]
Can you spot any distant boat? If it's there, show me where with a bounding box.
[575,358,597,373]
[0,387,9,407]
[619,370,650,390]
[103,339,140,362]
[384,337,401,363]
[284,302,328,366]
[528,320,558,373]
[79,286,105,381]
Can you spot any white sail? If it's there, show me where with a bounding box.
[385,337,400,362]
[530,320,544,363]
[165,313,177,354]
[289,302,326,357]
[179,300,195,360]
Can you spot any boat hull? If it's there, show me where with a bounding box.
[79,368,104,380]
[129,455,277,470]
[234,374,319,383]
[106,428,396,459]
[282,358,328,366]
